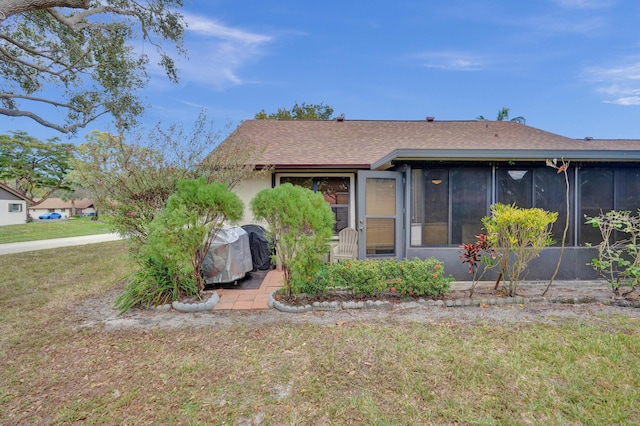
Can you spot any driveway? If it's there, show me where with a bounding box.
[0,233,122,255]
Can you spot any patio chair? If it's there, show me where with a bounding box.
[330,227,358,263]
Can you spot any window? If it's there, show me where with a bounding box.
[496,166,574,245]
[579,168,613,245]
[578,165,640,245]
[278,175,352,234]
[412,164,576,247]
[411,166,490,246]
[8,203,23,212]
[615,168,640,210]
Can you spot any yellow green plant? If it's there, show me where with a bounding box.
[483,203,558,296]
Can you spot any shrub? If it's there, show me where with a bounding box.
[114,257,196,314]
[299,258,452,298]
[482,203,557,296]
[114,178,243,313]
[459,233,499,296]
[586,210,640,296]
[251,183,335,296]
[72,111,263,250]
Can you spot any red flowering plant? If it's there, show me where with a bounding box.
[459,233,499,296]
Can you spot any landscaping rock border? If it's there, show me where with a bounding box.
[268,290,640,313]
[172,291,219,312]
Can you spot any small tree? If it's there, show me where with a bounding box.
[482,203,557,296]
[72,111,262,248]
[586,210,640,296]
[115,178,243,313]
[477,107,526,124]
[251,183,335,295]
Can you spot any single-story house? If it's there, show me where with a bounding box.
[29,198,96,219]
[0,182,32,226]
[219,118,640,280]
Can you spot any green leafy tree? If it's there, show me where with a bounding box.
[477,107,526,124]
[115,178,243,312]
[255,102,334,120]
[0,131,73,202]
[72,111,262,246]
[251,183,335,295]
[0,1,185,134]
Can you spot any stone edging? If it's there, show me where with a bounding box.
[268,290,640,313]
[171,291,220,312]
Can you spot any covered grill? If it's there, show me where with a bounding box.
[201,226,253,284]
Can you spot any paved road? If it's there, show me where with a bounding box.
[0,233,123,255]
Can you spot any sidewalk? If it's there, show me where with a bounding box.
[0,233,122,255]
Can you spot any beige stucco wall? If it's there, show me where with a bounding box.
[234,173,272,226]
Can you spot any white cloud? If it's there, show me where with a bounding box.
[413,51,487,71]
[553,0,614,9]
[183,13,272,45]
[606,96,640,106]
[156,13,274,90]
[584,60,640,105]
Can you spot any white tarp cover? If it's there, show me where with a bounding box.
[202,226,253,284]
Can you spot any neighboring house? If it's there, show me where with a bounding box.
[218,118,640,280]
[29,198,96,219]
[0,182,32,226]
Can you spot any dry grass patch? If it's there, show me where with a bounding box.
[1,244,640,424]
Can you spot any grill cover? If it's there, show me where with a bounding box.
[202,226,253,284]
[242,224,274,271]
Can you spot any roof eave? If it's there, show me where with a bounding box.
[372,149,640,170]
[259,163,371,170]
[0,183,33,203]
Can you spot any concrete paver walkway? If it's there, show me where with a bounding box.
[213,269,284,310]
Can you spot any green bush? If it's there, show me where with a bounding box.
[114,178,243,313]
[115,257,197,314]
[482,203,557,296]
[251,183,335,296]
[586,210,640,296]
[298,258,452,298]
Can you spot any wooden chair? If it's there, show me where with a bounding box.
[330,227,358,263]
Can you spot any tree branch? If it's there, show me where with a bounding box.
[0,105,110,134]
[0,0,89,22]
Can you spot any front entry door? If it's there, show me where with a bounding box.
[357,171,404,259]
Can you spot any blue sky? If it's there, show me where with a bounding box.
[3,0,640,142]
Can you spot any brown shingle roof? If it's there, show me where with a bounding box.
[220,119,640,169]
[0,182,32,202]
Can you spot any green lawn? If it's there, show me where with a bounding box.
[1,243,639,424]
[0,216,112,244]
